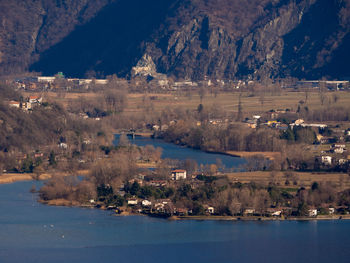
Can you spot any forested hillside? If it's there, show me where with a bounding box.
[0,84,107,172]
[0,0,349,80]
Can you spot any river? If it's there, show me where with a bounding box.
[114,134,246,170]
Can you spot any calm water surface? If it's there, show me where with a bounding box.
[0,181,350,263]
[1,138,349,262]
[114,135,246,169]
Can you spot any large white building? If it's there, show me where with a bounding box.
[171,170,187,180]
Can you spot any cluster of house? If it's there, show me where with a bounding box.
[124,196,346,218]
[228,206,344,218]
[244,115,329,131]
[295,80,350,91]
[318,144,348,166]
[115,169,215,216]
[14,73,110,91]
[125,197,215,216]
[14,70,249,93]
[8,96,42,111]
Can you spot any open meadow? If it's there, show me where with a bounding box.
[27,90,350,116]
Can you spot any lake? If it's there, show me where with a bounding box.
[114,134,246,170]
[0,181,350,263]
[1,137,349,263]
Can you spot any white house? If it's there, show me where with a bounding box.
[294,119,305,125]
[95,79,109,85]
[171,169,187,180]
[321,156,332,165]
[59,143,68,149]
[127,198,138,205]
[308,209,318,217]
[331,144,346,154]
[29,96,42,104]
[267,208,282,216]
[243,208,255,215]
[142,200,152,207]
[37,76,56,83]
[333,144,346,148]
[9,101,20,108]
[206,206,215,214]
[338,159,347,165]
[334,147,345,154]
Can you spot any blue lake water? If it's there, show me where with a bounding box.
[114,135,246,169]
[1,181,350,263]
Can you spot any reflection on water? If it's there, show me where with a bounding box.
[114,135,246,170]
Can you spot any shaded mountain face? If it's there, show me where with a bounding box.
[31,0,177,78]
[0,0,115,75]
[1,0,349,79]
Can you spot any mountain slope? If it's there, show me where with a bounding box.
[0,0,114,75]
[1,0,349,79]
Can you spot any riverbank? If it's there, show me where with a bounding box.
[173,214,350,221]
[0,173,51,184]
[224,151,281,160]
[0,170,90,185]
[148,133,278,161]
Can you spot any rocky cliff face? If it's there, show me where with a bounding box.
[1,0,349,79]
[147,0,349,80]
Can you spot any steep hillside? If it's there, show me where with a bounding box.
[30,0,176,78]
[1,0,349,79]
[147,0,350,80]
[0,0,114,74]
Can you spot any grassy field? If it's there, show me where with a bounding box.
[125,91,350,115]
[25,90,350,115]
[225,171,350,190]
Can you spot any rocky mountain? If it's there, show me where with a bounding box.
[1,0,349,80]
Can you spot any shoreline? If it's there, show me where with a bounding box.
[0,173,51,184]
[0,170,89,185]
[134,133,279,160]
[37,199,350,222]
[173,214,350,221]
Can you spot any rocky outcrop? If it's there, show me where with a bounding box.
[131,54,157,77]
[1,0,349,80]
[147,0,340,80]
[146,0,349,80]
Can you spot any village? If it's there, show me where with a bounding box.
[2,71,350,221]
[82,165,349,220]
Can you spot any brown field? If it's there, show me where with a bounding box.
[0,170,89,185]
[125,91,350,115]
[0,173,51,184]
[225,151,281,160]
[25,90,350,115]
[225,171,350,190]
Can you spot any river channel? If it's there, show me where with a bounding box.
[114,134,246,170]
